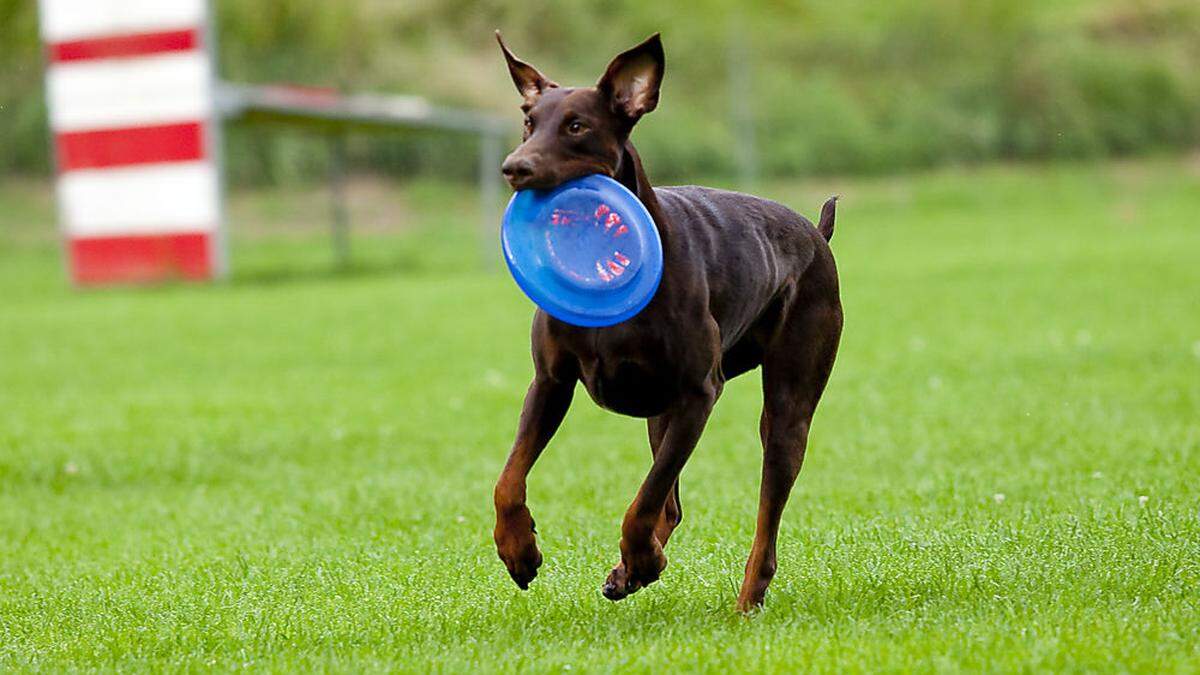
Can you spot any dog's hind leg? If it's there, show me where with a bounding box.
[647,414,683,547]
[736,292,841,613]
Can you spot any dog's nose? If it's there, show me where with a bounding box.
[501,156,535,188]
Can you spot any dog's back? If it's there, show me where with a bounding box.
[653,186,837,351]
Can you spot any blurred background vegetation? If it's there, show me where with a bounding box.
[2,0,1199,185]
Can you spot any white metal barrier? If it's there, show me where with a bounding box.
[38,0,506,285]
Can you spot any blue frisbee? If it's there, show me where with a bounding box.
[501,174,663,327]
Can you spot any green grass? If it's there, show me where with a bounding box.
[1,158,1199,671]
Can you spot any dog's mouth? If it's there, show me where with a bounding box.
[507,176,559,191]
[506,165,616,192]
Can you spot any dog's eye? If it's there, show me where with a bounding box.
[523,117,534,132]
[567,120,586,135]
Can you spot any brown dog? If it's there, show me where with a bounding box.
[492,31,842,612]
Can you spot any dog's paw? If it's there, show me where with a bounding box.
[735,587,768,614]
[495,507,543,589]
[502,542,543,590]
[601,537,667,601]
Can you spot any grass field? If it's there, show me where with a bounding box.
[1,158,1199,671]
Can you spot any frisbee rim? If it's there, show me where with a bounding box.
[500,174,663,328]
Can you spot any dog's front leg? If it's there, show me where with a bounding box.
[494,373,574,589]
[602,378,721,600]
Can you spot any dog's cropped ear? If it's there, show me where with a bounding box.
[496,31,558,101]
[597,33,664,122]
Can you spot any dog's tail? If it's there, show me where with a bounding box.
[817,195,838,241]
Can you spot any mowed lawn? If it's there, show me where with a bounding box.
[1,158,1198,672]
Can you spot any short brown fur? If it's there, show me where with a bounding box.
[493,31,843,612]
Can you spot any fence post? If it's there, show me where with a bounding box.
[328,133,351,269]
[479,130,504,269]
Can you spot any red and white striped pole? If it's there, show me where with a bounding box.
[38,0,224,284]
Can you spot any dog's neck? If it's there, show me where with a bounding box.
[616,141,668,247]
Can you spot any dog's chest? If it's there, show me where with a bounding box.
[569,329,682,418]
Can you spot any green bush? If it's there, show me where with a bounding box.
[0,0,49,174]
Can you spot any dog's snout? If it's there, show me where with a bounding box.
[501,156,535,188]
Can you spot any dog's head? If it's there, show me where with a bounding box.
[496,32,664,191]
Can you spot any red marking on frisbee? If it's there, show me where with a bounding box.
[606,212,622,229]
[614,251,631,266]
[614,225,629,237]
[551,209,576,225]
[607,260,625,275]
[595,204,610,219]
[596,261,612,282]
